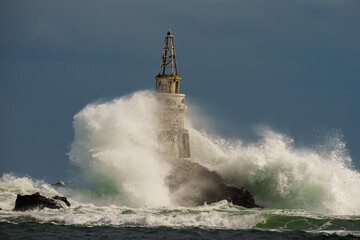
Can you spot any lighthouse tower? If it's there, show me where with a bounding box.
[156,29,191,161]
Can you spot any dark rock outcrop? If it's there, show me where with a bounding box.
[14,192,70,211]
[166,160,260,208]
[53,181,67,187]
[52,196,71,207]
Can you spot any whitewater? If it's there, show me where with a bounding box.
[1,90,360,239]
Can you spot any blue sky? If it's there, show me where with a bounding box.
[1,0,359,182]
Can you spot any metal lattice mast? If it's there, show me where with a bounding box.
[158,29,178,76]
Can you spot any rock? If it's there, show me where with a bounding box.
[52,196,71,206]
[53,181,67,187]
[14,192,70,211]
[165,160,260,208]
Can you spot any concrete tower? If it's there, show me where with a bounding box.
[156,29,191,161]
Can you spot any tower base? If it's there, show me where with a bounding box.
[156,93,190,161]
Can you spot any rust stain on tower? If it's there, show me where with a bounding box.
[156,29,191,161]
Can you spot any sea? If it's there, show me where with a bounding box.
[1,91,360,239]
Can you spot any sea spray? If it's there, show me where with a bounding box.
[2,173,360,237]
[67,90,360,214]
[68,91,170,207]
[2,92,360,238]
[0,174,61,210]
[187,120,360,215]
[0,174,264,229]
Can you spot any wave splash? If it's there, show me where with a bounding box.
[0,174,263,229]
[68,91,170,207]
[66,90,360,214]
[189,123,360,215]
[65,90,360,214]
[1,174,360,234]
[57,90,360,214]
[1,90,360,236]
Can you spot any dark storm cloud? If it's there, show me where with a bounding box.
[0,0,359,181]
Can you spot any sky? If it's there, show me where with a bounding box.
[0,0,359,183]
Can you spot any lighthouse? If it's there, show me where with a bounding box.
[156,29,191,161]
[155,30,259,208]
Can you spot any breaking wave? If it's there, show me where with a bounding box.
[1,173,360,235]
[1,90,360,238]
[65,90,360,214]
[188,121,360,215]
[68,91,170,207]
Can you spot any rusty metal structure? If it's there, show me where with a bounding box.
[156,29,190,161]
[158,29,178,76]
[156,29,181,94]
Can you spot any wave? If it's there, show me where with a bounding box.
[4,90,359,215]
[0,175,359,234]
[0,174,61,210]
[188,123,360,215]
[66,90,360,214]
[68,91,170,207]
[0,174,262,228]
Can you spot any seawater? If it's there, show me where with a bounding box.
[1,91,360,239]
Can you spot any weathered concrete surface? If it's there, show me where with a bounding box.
[156,93,190,160]
[165,160,260,208]
[14,192,70,211]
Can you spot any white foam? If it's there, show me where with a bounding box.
[68,91,170,207]
[67,90,360,214]
[187,122,360,215]
[0,174,61,210]
[0,174,359,232]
